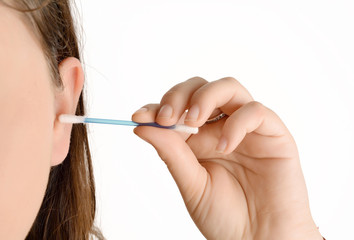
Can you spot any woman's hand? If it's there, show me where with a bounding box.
[132,77,323,240]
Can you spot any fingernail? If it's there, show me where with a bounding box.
[216,136,227,153]
[185,105,199,122]
[133,107,148,115]
[157,104,173,119]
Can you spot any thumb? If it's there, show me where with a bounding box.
[133,126,207,203]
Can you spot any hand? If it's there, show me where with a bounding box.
[132,77,323,240]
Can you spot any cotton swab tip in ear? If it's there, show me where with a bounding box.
[59,114,85,123]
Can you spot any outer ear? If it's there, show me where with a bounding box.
[51,57,84,166]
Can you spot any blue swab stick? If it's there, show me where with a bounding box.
[58,114,198,134]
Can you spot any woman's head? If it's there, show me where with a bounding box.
[0,0,103,239]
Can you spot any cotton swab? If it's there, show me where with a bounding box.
[58,114,198,134]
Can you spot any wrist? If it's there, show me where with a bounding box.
[255,222,323,240]
[254,209,323,240]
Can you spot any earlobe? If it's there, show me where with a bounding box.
[51,57,84,166]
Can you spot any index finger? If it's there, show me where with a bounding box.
[184,77,254,127]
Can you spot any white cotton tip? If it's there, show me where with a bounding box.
[59,114,86,124]
[174,124,199,134]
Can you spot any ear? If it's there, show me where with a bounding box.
[51,57,84,166]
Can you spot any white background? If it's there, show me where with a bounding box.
[75,0,353,239]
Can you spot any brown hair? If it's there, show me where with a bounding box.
[1,0,104,239]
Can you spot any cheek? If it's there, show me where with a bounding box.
[0,55,55,238]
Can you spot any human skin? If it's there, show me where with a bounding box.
[0,4,84,239]
[132,77,324,240]
[0,2,323,239]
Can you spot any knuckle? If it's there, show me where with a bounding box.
[161,89,182,103]
[161,77,208,104]
[216,76,241,90]
[185,76,208,84]
[220,76,239,84]
[248,101,266,116]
